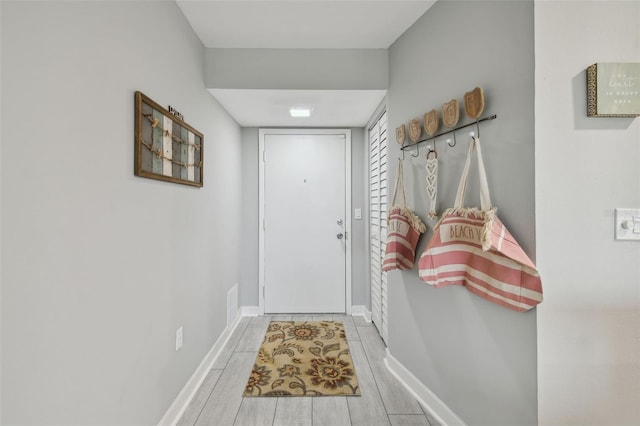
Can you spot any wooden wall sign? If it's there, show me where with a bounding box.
[587,63,640,117]
[134,91,203,187]
[409,118,421,142]
[442,99,460,128]
[423,109,439,136]
[464,87,485,119]
[396,124,407,145]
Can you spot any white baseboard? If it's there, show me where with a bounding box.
[158,312,244,426]
[384,349,466,426]
[241,306,369,318]
[240,305,260,317]
[351,305,372,322]
[242,306,366,318]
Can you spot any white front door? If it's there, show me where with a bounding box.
[259,129,351,314]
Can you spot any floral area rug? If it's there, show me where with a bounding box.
[243,321,360,397]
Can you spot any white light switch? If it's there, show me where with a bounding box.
[355,208,362,220]
[615,209,640,241]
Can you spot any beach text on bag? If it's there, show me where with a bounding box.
[389,218,410,237]
[440,223,483,244]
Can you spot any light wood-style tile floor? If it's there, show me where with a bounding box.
[178,315,441,426]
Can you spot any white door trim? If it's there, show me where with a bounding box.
[259,128,352,316]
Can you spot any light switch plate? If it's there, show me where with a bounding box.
[615,208,640,241]
[355,208,362,220]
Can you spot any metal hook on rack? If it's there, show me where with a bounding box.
[446,130,457,148]
[397,114,496,160]
[411,143,420,157]
[426,138,438,158]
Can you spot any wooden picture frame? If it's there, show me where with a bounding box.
[134,91,203,187]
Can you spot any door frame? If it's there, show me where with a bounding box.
[259,128,352,315]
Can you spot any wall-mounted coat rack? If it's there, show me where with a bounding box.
[400,114,497,153]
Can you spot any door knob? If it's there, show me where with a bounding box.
[337,233,344,239]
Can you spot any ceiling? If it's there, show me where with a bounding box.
[177,0,436,49]
[209,89,387,127]
[177,0,437,126]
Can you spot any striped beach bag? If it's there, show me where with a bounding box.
[418,137,542,312]
[382,159,427,271]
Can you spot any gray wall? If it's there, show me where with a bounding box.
[350,128,368,307]
[206,49,388,90]
[386,1,537,424]
[535,1,640,424]
[240,128,260,306]
[239,128,368,308]
[1,1,242,424]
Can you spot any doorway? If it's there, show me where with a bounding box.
[259,129,352,314]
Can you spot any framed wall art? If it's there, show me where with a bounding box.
[587,63,640,117]
[134,91,203,187]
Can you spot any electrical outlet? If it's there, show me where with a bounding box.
[176,326,183,351]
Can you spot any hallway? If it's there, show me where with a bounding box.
[178,315,440,426]
[3,1,639,424]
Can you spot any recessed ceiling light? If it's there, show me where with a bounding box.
[289,107,311,118]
